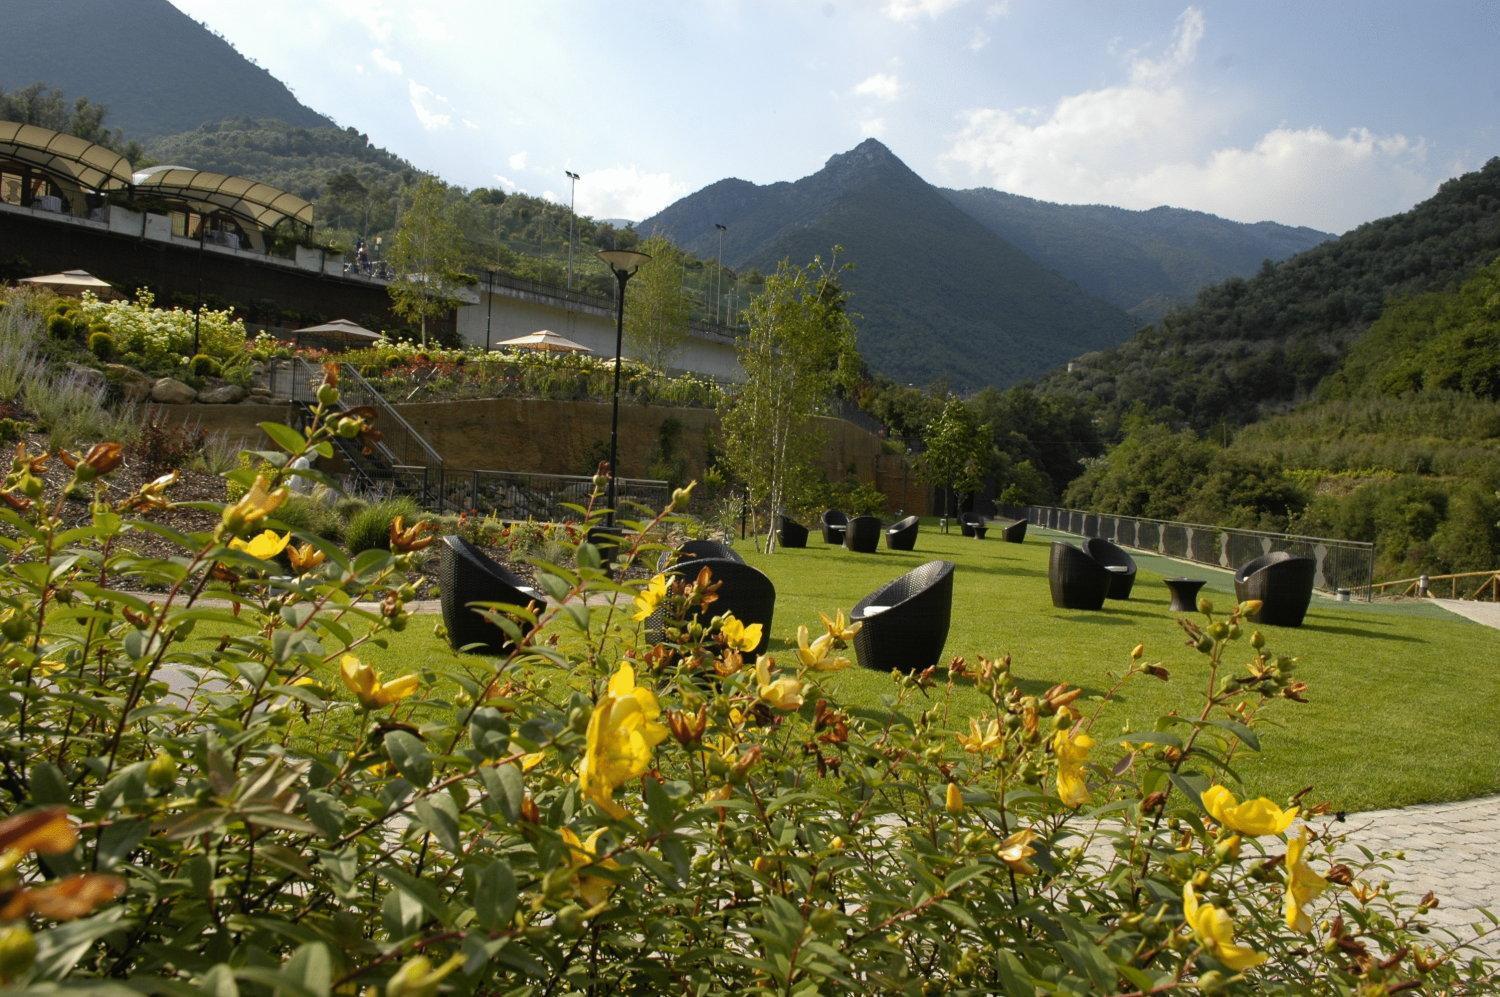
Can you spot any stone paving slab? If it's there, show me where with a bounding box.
[1432,598,1500,630]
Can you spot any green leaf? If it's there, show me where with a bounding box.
[32,908,130,980]
[259,421,309,455]
[479,763,523,822]
[1113,730,1184,750]
[384,731,432,786]
[471,859,518,931]
[279,941,332,997]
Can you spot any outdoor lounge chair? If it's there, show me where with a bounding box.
[647,556,775,656]
[1048,542,1112,611]
[439,535,544,654]
[961,513,987,539]
[851,560,955,673]
[656,539,742,571]
[843,515,882,553]
[1001,519,1027,543]
[958,517,975,537]
[1234,551,1316,627]
[821,510,848,544]
[778,515,809,549]
[885,515,919,551]
[1085,537,1137,599]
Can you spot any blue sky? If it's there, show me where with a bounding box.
[169,0,1497,233]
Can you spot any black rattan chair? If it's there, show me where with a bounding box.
[821,510,848,544]
[647,556,775,655]
[961,513,987,539]
[656,539,742,571]
[439,535,544,654]
[778,515,809,549]
[851,560,955,673]
[1085,537,1137,599]
[885,515,919,551]
[958,518,975,538]
[1235,551,1316,627]
[843,515,882,553]
[1001,519,1027,543]
[1048,542,1111,611]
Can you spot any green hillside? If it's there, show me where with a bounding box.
[0,0,329,138]
[643,139,1138,389]
[942,188,1330,322]
[1039,157,1500,432]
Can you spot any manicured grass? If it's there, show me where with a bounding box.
[360,522,1499,814]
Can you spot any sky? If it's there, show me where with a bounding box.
[168,0,1499,234]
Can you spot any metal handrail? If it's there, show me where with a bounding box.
[336,362,444,471]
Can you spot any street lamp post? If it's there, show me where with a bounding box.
[714,222,727,324]
[596,248,652,525]
[566,170,581,289]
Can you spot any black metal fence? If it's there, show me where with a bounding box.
[1028,506,1376,597]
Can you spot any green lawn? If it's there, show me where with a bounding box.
[360,523,1499,814]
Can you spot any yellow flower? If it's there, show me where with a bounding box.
[957,718,1003,754]
[720,613,763,653]
[997,828,1039,875]
[521,752,546,772]
[632,574,669,623]
[230,529,290,560]
[819,609,861,643]
[1183,882,1267,972]
[287,542,327,574]
[385,953,463,997]
[795,625,852,672]
[1052,728,1095,808]
[944,782,964,814]
[339,654,420,710]
[1284,828,1330,933]
[755,657,804,711]
[560,826,620,909]
[577,663,668,818]
[223,474,287,532]
[1201,785,1298,837]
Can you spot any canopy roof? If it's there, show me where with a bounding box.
[132,165,313,231]
[18,270,120,298]
[495,329,591,354]
[293,318,381,341]
[0,121,133,191]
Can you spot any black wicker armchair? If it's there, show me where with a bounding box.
[1048,542,1112,611]
[439,536,544,654]
[885,515,919,551]
[821,510,848,544]
[647,557,775,656]
[958,518,975,538]
[961,513,987,539]
[851,560,955,673]
[1234,551,1316,627]
[778,515,809,549]
[1001,519,1027,543]
[1085,537,1137,599]
[656,539,742,571]
[843,515,882,553]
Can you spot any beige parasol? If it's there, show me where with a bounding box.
[17,270,120,299]
[292,319,383,345]
[494,329,592,354]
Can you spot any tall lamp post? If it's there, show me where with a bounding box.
[565,170,581,289]
[714,222,727,324]
[596,248,652,525]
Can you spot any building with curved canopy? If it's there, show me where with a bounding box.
[0,121,133,218]
[131,165,313,253]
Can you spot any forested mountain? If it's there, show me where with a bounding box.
[1038,157,1500,432]
[642,139,1137,389]
[0,0,330,138]
[942,188,1329,321]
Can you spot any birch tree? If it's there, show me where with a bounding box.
[625,233,692,371]
[719,251,858,552]
[388,177,466,345]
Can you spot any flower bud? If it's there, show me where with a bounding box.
[555,903,585,938]
[829,836,846,852]
[1214,834,1241,861]
[1197,596,1214,615]
[944,782,964,815]
[147,750,178,790]
[1130,643,1145,660]
[316,382,340,407]
[1250,629,1265,649]
[669,480,697,511]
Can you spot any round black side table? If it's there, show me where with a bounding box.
[1164,577,1207,612]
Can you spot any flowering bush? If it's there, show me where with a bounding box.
[75,289,247,369]
[0,366,1493,991]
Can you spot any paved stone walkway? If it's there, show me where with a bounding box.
[1433,598,1500,630]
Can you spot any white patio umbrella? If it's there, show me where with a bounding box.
[494,329,592,354]
[292,319,383,344]
[17,270,119,298]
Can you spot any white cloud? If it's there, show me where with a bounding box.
[575,165,690,221]
[984,1,1010,17]
[883,0,965,21]
[942,6,1432,231]
[493,174,519,192]
[853,72,903,102]
[508,151,529,172]
[968,28,990,51]
[407,80,453,130]
[860,117,888,138]
[370,47,403,75]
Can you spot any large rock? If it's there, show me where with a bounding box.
[63,363,108,395]
[198,384,247,404]
[104,364,154,403]
[150,377,197,404]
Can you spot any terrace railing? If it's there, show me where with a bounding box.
[1028,506,1376,597]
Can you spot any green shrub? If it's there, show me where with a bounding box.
[190,353,221,378]
[0,416,28,443]
[333,496,369,521]
[87,330,114,359]
[0,382,1489,991]
[270,493,345,541]
[46,313,75,341]
[344,494,421,553]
